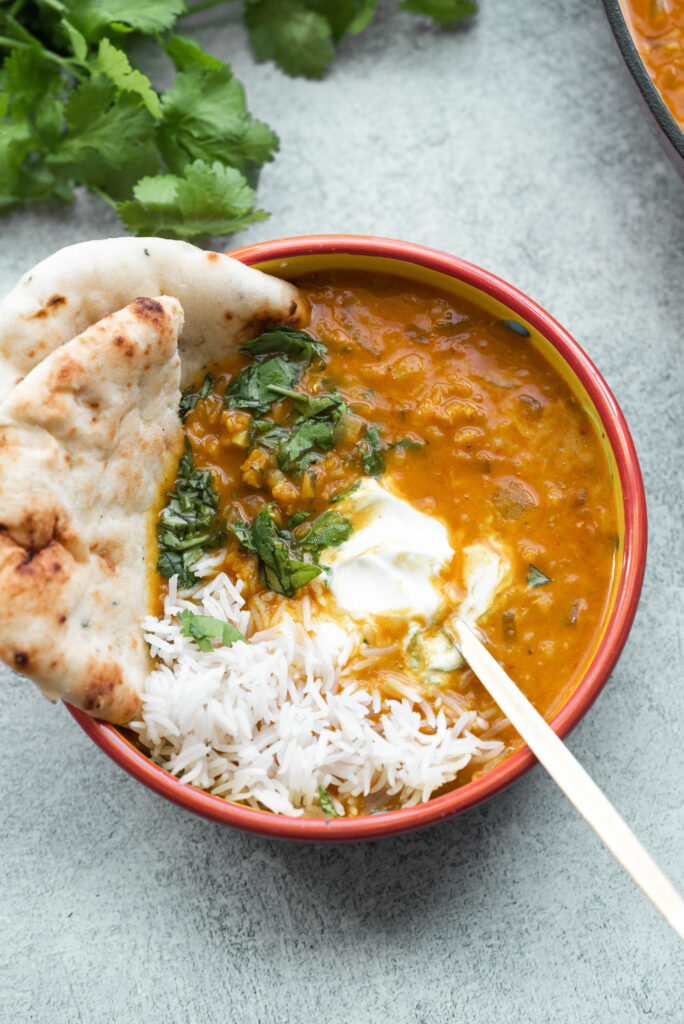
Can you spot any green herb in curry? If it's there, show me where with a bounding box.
[157,441,226,588]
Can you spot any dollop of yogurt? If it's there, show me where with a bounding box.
[321,478,453,621]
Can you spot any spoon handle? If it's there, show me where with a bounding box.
[454,619,684,942]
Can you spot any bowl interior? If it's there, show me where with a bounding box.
[69,238,646,841]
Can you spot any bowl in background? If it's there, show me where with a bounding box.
[603,0,684,173]
[68,235,647,841]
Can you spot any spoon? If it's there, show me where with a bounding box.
[451,618,684,941]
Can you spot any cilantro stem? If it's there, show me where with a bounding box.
[88,186,118,210]
[0,31,85,76]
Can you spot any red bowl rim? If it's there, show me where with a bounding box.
[68,234,647,842]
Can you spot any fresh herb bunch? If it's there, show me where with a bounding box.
[157,441,226,588]
[0,5,275,237]
[0,0,476,239]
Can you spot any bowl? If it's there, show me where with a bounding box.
[602,0,684,172]
[68,235,647,841]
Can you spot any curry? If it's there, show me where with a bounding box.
[622,0,684,129]
[155,271,618,798]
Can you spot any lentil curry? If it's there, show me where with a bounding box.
[152,271,619,809]
[622,0,684,129]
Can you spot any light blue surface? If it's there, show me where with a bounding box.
[1,2,683,1020]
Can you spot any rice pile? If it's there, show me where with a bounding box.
[132,564,504,817]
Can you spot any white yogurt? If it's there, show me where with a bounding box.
[321,478,453,621]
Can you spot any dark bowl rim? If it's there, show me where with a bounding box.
[68,234,648,842]
[602,0,684,162]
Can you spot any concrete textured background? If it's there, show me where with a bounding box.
[1,0,683,1020]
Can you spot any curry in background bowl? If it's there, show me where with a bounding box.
[69,236,647,841]
[604,0,684,168]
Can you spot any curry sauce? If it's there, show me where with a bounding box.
[162,271,618,798]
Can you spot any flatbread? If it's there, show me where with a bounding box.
[0,237,304,401]
[0,296,184,723]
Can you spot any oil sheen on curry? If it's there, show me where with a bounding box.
[152,271,618,811]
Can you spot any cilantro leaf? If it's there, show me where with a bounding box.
[179,372,215,421]
[305,0,378,40]
[287,511,312,528]
[318,784,340,819]
[299,510,353,556]
[330,481,361,504]
[388,437,425,451]
[248,419,290,451]
[247,504,323,596]
[397,0,477,26]
[164,34,224,72]
[224,355,302,415]
[178,610,246,652]
[357,426,385,476]
[527,564,552,588]
[92,38,162,117]
[266,387,345,421]
[277,418,336,474]
[116,159,269,240]
[47,75,159,199]
[60,0,187,40]
[158,62,278,176]
[240,326,326,367]
[245,0,336,79]
[157,441,226,588]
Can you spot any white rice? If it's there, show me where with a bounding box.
[131,564,504,817]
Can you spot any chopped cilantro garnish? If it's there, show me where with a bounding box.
[277,418,337,474]
[224,356,302,415]
[527,564,552,588]
[179,372,216,422]
[357,426,385,476]
[230,504,351,596]
[240,327,326,366]
[231,504,322,597]
[178,610,246,652]
[299,511,353,558]
[318,784,340,819]
[330,481,362,504]
[156,441,226,589]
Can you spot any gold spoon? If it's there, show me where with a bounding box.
[450,618,684,942]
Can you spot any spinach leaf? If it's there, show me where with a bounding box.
[299,511,353,557]
[240,326,326,366]
[157,442,226,589]
[179,372,216,422]
[357,426,385,476]
[178,610,246,651]
[527,564,552,588]
[224,356,302,415]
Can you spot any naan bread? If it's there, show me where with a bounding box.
[0,237,303,401]
[0,296,184,723]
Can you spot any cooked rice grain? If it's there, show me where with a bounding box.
[132,572,503,816]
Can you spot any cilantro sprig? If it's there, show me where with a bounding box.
[0,11,273,238]
[178,609,246,651]
[1,2,477,234]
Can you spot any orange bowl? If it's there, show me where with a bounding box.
[68,236,647,841]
